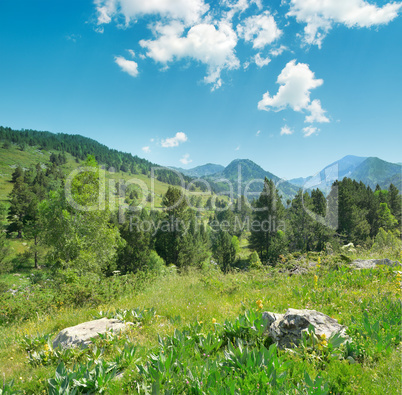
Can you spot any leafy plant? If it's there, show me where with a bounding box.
[48,361,117,395]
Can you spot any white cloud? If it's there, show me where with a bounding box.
[254,53,271,68]
[270,44,288,57]
[280,125,294,135]
[222,0,263,22]
[161,132,188,148]
[287,0,402,47]
[235,145,240,151]
[128,49,135,58]
[114,56,139,77]
[95,0,209,26]
[305,99,329,123]
[180,153,193,165]
[142,146,151,153]
[303,126,320,137]
[258,59,329,123]
[140,21,239,90]
[237,12,282,49]
[256,130,261,136]
[150,138,155,142]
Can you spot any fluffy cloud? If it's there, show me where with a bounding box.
[180,153,193,165]
[140,21,239,90]
[114,56,139,77]
[287,0,402,47]
[270,45,288,57]
[161,132,188,148]
[303,126,320,137]
[280,125,294,135]
[95,0,209,26]
[142,146,151,153]
[221,0,263,21]
[258,59,328,123]
[254,53,271,68]
[305,99,329,123]
[237,12,282,49]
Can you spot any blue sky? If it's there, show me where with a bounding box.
[0,0,401,179]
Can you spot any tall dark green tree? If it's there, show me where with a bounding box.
[117,209,153,273]
[156,186,188,266]
[7,176,35,238]
[388,183,401,229]
[249,178,285,264]
[212,229,236,273]
[288,190,315,252]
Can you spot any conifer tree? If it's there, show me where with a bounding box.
[249,177,285,264]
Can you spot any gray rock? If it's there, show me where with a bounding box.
[53,318,132,349]
[262,312,284,328]
[263,308,348,349]
[352,259,401,269]
[289,266,309,276]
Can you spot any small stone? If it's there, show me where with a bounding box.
[352,259,401,269]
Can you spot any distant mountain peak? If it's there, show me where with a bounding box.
[289,155,401,193]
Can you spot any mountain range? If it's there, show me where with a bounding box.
[1,127,400,200]
[179,155,401,196]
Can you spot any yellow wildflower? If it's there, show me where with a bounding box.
[212,318,217,324]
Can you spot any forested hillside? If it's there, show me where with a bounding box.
[0,126,209,192]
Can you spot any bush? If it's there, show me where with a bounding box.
[249,251,262,269]
[145,250,165,274]
[371,228,402,259]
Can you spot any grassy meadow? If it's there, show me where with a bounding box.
[0,250,401,394]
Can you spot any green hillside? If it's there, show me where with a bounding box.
[350,157,402,190]
[0,142,211,212]
[172,163,225,177]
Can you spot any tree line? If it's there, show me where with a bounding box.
[2,155,401,277]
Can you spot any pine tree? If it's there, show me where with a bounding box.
[249,178,285,264]
[156,186,188,266]
[388,184,401,229]
[213,229,236,273]
[7,178,35,238]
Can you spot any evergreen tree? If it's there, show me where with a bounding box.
[7,177,35,238]
[249,178,285,264]
[213,229,236,273]
[117,210,153,274]
[288,190,315,252]
[388,184,401,228]
[156,186,188,266]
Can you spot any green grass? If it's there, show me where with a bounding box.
[0,253,401,394]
